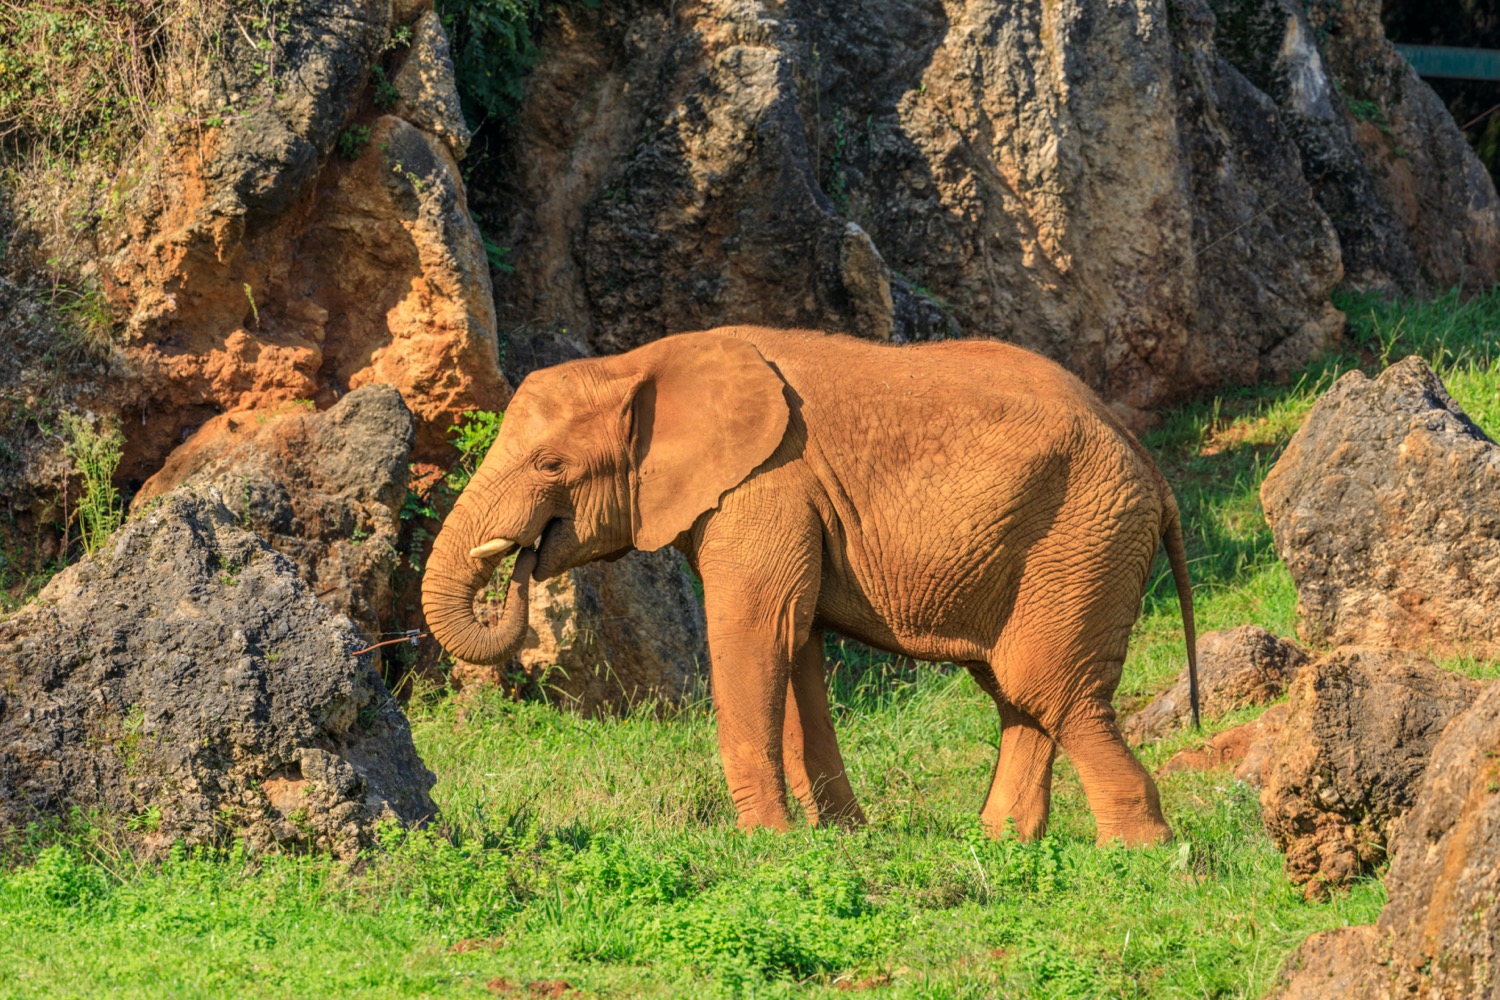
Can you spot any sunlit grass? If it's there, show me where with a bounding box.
[2,291,1497,997]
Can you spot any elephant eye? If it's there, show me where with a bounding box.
[536,455,565,476]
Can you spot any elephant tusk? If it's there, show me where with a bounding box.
[469,538,518,560]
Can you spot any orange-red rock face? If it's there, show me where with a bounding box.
[97,1,506,484]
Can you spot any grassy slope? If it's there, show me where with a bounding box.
[2,293,1498,999]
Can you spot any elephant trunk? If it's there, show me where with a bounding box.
[422,503,537,666]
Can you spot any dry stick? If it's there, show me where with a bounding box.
[1462,100,1500,132]
[353,632,428,656]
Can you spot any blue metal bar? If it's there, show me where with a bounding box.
[1396,44,1500,81]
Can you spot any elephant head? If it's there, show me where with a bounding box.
[422,332,792,665]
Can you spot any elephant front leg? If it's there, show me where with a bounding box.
[783,631,866,829]
[697,493,823,833]
[707,623,800,832]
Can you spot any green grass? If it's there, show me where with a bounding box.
[2,291,1499,998]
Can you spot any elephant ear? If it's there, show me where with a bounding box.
[626,333,791,552]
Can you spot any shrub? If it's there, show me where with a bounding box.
[434,0,546,127]
[59,410,124,555]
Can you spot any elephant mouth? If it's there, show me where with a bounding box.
[468,516,569,575]
[531,516,570,579]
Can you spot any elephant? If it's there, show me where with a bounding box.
[422,327,1199,845]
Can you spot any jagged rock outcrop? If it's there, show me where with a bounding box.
[453,549,709,716]
[1262,357,1500,656]
[1259,648,1478,899]
[128,385,415,640]
[1124,626,1308,743]
[1377,680,1500,997]
[0,489,435,858]
[1272,681,1500,999]
[96,0,505,482]
[494,0,1352,421]
[1209,0,1500,293]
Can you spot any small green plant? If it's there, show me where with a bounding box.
[390,158,427,192]
[59,411,125,555]
[385,23,414,51]
[371,66,400,110]
[480,228,513,273]
[125,806,161,833]
[824,106,852,216]
[242,282,260,327]
[336,124,372,160]
[446,409,504,489]
[54,284,116,361]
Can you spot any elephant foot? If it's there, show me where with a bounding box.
[1095,815,1173,847]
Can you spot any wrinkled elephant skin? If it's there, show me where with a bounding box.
[422,328,1197,845]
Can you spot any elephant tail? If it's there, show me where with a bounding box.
[1162,499,1199,729]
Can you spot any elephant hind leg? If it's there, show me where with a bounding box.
[966,663,1057,840]
[1050,676,1170,846]
[783,631,866,828]
[983,702,1056,840]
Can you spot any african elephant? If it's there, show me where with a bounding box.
[422,327,1198,845]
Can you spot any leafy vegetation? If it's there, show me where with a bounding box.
[2,292,1499,996]
[435,0,546,128]
[398,409,503,576]
[58,411,125,556]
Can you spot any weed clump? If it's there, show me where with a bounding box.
[58,410,123,555]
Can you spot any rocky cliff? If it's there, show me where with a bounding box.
[486,0,1498,422]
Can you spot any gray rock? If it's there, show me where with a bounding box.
[1262,357,1500,656]
[1124,625,1309,743]
[393,10,472,158]
[131,385,415,641]
[1259,647,1478,899]
[0,489,436,858]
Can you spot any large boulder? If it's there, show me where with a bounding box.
[1376,679,1500,997]
[1262,357,1500,656]
[128,385,415,641]
[1271,681,1500,998]
[1124,625,1309,743]
[97,0,506,479]
[453,549,709,716]
[0,489,435,858]
[493,0,1345,421]
[1259,647,1478,898]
